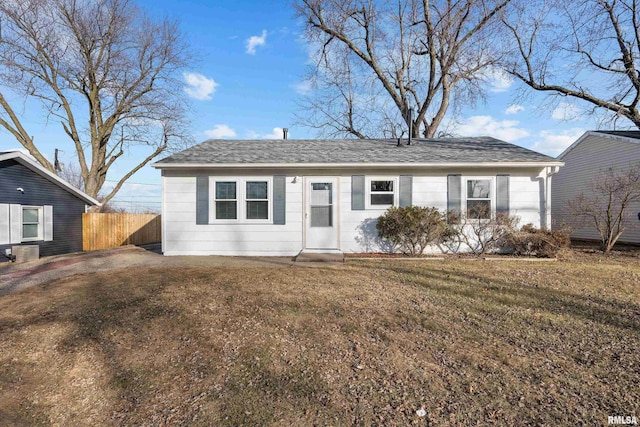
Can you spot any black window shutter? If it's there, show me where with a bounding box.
[399,175,413,207]
[351,175,365,210]
[496,174,510,215]
[273,175,286,225]
[447,174,462,222]
[196,176,209,224]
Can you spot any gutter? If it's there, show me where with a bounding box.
[152,161,565,169]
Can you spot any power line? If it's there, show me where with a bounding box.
[104,179,161,187]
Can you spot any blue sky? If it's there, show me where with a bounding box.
[0,1,619,212]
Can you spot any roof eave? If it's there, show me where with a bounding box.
[152,161,564,169]
[0,152,101,206]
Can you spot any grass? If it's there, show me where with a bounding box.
[0,252,639,426]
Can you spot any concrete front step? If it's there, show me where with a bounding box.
[294,251,345,263]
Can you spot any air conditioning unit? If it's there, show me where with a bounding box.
[11,245,40,263]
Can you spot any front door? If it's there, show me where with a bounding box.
[305,177,339,250]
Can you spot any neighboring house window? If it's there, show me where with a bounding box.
[367,177,397,208]
[211,178,272,223]
[22,206,42,241]
[466,179,492,219]
[246,181,269,220]
[215,181,238,220]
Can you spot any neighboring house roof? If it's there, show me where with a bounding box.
[153,137,562,168]
[558,130,640,159]
[592,130,640,140]
[0,150,100,206]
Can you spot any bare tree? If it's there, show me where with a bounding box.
[449,206,519,255]
[568,165,640,253]
[502,0,640,127]
[0,0,190,209]
[295,0,511,138]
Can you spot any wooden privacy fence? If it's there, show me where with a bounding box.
[83,213,161,251]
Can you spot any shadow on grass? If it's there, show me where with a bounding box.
[378,263,640,333]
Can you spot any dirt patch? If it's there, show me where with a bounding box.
[0,246,301,295]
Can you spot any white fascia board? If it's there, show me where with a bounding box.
[0,151,101,206]
[152,161,564,169]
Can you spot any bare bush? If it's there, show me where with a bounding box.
[568,165,640,253]
[445,203,519,255]
[504,224,572,258]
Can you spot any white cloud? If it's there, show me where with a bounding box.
[246,30,267,55]
[505,104,525,115]
[204,124,237,139]
[246,127,286,139]
[183,72,218,100]
[482,68,513,93]
[453,115,530,141]
[293,80,312,95]
[551,102,580,121]
[531,128,585,157]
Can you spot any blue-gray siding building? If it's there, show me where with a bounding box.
[0,151,99,262]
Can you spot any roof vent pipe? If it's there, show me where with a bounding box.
[283,128,288,140]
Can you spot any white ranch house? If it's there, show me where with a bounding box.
[153,137,563,256]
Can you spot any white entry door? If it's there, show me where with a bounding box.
[305,177,339,250]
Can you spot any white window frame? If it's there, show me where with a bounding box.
[21,205,43,242]
[463,177,495,220]
[366,176,398,210]
[244,179,271,222]
[209,177,273,224]
[213,180,239,223]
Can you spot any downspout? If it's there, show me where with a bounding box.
[545,166,560,230]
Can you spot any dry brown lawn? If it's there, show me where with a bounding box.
[0,251,639,426]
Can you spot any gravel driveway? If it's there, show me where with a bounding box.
[0,245,300,295]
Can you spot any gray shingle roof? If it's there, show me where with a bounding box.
[154,137,558,166]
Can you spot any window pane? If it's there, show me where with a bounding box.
[371,193,394,205]
[215,200,237,219]
[246,201,268,219]
[467,180,491,198]
[246,181,267,199]
[23,208,39,223]
[311,183,332,205]
[216,182,236,200]
[312,183,331,191]
[467,200,491,219]
[371,180,393,192]
[23,224,39,238]
[311,206,332,227]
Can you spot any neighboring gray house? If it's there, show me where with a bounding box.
[552,131,640,244]
[0,150,100,262]
[153,137,562,256]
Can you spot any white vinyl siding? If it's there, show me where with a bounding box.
[163,173,301,256]
[553,134,640,243]
[162,168,549,256]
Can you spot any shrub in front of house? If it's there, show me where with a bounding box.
[376,206,451,256]
[504,224,571,258]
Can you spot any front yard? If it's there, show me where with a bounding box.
[0,252,638,425]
